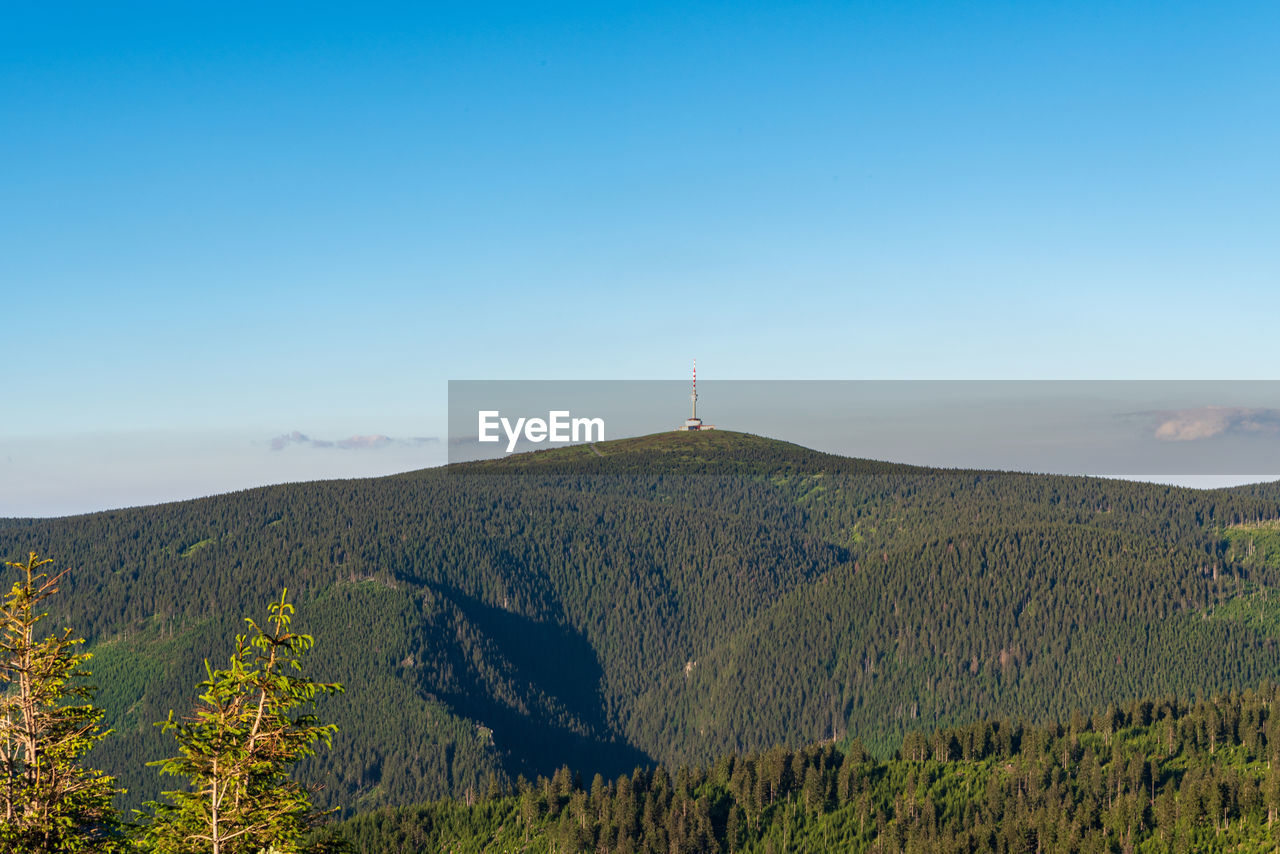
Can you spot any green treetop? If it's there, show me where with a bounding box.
[141,590,343,854]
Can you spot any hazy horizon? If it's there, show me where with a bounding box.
[8,423,1277,519]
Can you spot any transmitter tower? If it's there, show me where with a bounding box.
[678,360,715,431]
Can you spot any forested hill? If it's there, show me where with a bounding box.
[4,430,1280,816]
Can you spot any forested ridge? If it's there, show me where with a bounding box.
[5,430,1280,818]
[323,683,1280,853]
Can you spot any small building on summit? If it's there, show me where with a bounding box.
[678,360,715,431]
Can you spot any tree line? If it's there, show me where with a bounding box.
[325,682,1280,852]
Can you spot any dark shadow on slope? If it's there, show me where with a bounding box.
[433,586,653,783]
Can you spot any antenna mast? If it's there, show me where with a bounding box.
[691,359,697,420]
[675,359,714,431]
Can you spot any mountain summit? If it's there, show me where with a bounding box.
[458,429,923,475]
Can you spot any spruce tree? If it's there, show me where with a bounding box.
[0,552,121,852]
[141,590,342,854]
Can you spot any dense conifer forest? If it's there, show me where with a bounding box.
[322,683,1280,852]
[5,430,1280,828]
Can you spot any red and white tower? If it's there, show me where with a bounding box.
[678,359,714,431]
[691,359,697,421]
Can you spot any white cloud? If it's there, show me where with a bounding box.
[269,431,439,451]
[1152,407,1280,441]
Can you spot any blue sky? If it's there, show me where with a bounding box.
[4,1,1279,515]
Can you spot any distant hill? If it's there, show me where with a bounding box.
[5,430,1280,814]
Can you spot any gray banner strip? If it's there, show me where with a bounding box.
[448,380,1280,476]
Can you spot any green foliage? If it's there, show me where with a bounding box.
[0,552,121,852]
[1207,584,1280,635]
[322,683,1280,853]
[140,590,342,854]
[6,431,1280,813]
[1224,520,1280,571]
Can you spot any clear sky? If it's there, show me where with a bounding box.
[4,1,1279,515]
